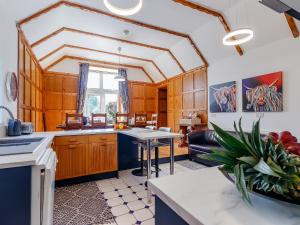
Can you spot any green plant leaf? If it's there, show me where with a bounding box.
[234,164,251,204]
[238,156,258,166]
[254,158,281,178]
[201,149,236,165]
[211,123,251,156]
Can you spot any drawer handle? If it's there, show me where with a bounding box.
[68,145,77,149]
[69,138,78,142]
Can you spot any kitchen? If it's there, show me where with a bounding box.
[1,0,300,225]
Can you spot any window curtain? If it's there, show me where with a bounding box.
[118,69,129,113]
[76,63,90,113]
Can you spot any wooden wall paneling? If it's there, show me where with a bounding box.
[63,76,78,93]
[183,72,193,92]
[18,75,25,106]
[24,49,31,78]
[194,69,206,90]
[44,75,63,92]
[43,72,79,131]
[45,110,62,131]
[63,93,77,110]
[18,32,44,131]
[24,80,31,106]
[45,93,62,110]
[194,90,206,110]
[24,109,31,122]
[19,41,25,74]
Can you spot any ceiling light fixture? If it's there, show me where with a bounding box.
[223,28,254,46]
[103,0,143,16]
[115,47,126,81]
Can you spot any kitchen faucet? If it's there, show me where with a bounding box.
[0,106,15,120]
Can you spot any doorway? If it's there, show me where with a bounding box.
[157,87,168,128]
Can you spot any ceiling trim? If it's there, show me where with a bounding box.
[17,0,208,66]
[284,13,299,38]
[173,0,244,56]
[44,55,155,83]
[31,27,186,72]
[39,44,168,80]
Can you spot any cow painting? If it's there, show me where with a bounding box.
[209,81,237,113]
[242,72,283,112]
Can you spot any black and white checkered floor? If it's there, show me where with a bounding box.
[54,160,206,225]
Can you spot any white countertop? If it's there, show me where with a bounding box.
[149,167,300,225]
[41,128,182,140]
[0,128,182,168]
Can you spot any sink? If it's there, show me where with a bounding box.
[0,137,45,156]
[0,142,31,147]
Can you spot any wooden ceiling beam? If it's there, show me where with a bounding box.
[284,13,299,38]
[173,0,244,56]
[31,27,185,73]
[18,1,207,66]
[39,44,168,80]
[44,55,155,83]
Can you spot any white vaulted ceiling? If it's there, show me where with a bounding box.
[2,0,298,82]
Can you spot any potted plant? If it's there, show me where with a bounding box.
[202,119,300,205]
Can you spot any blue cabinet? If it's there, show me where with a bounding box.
[0,166,31,225]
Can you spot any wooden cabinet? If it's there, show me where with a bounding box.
[55,144,88,180]
[88,142,117,174]
[54,134,118,181]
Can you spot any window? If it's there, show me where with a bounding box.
[84,68,119,124]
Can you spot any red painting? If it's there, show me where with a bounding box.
[242,72,283,112]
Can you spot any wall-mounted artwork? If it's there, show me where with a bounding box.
[209,81,237,113]
[242,71,283,112]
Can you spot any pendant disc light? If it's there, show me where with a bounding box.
[104,0,143,16]
[223,28,254,46]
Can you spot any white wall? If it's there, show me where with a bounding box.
[208,37,300,138]
[0,3,19,137]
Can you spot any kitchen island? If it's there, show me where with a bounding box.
[149,167,300,225]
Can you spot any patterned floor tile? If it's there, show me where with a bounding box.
[101,186,115,193]
[118,188,133,196]
[133,208,153,222]
[113,182,128,190]
[115,213,137,225]
[122,193,139,203]
[104,191,119,200]
[111,204,130,217]
[127,200,146,211]
[141,218,155,225]
[107,197,124,207]
[136,190,148,199]
[54,160,205,225]
[131,184,145,193]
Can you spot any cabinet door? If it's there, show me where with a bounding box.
[55,144,87,180]
[88,142,117,174]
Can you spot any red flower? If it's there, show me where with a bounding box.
[267,131,300,156]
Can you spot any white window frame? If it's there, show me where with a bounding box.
[84,69,119,116]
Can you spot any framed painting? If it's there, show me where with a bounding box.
[209,81,237,113]
[242,71,283,112]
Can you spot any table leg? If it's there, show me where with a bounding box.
[146,139,152,204]
[170,138,175,175]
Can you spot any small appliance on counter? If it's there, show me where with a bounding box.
[21,122,34,135]
[7,119,22,136]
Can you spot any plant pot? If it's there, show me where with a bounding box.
[218,167,300,206]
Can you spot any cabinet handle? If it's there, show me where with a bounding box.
[69,138,77,142]
[68,145,77,149]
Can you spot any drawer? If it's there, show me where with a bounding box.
[89,134,117,143]
[55,135,89,146]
